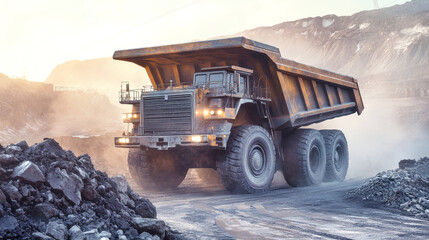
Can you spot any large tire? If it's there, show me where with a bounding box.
[195,168,221,184]
[128,149,188,190]
[320,130,349,182]
[283,129,326,187]
[217,125,276,193]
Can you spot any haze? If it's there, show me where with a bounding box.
[1,0,409,82]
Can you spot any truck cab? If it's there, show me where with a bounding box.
[115,65,270,150]
[194,66,251,97]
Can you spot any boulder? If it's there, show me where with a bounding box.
[46,220,67,240]
[135,199,157,218]
[5,146,22,155]
[74,167,89,180]
[47,168,83,205]
[33,203,59,221]
[12,161,45,185]
[0,154,19,167]
[399,159,416,169]
[20,185,32,197]
[63,174,83,205]
[0,215,19,232]
[1,184,22,202]
[46,168,69,190]
[15,141,28,150]
[68,225,84,240]
[50,160,75,172]
[105,197,124,212]
[131,217,166,238]
[111,175,129,194]
[81,184,98,201]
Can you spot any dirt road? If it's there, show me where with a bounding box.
[132,171,429,239]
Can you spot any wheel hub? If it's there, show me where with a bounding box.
[249,144,266,176]
[334,144,343,172]
[309,145,321,173]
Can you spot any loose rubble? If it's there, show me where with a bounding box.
[348,157,429,218]
[0,139,183,239]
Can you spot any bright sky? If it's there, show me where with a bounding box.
[1,0,409,82]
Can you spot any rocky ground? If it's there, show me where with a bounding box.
[348,157,429,218]
[0,139,183,240]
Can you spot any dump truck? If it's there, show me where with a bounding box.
[114,37,364,193]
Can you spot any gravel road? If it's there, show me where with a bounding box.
[131,171,429,239]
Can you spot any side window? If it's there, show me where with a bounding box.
[239,75,246,93]
[194,74,207,87]
[228,73,234,90]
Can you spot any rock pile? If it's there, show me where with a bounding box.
[348,157,429,218]
[0,139,182,239]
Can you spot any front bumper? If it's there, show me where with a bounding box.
[114,134,229,150]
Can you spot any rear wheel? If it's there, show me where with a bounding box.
[320,130,349,182]
[128,149,188,190]
[217,125,276,193]
[282,129,326,187]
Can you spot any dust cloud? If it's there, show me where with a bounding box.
[53,132,130,178]
[0,74,125,145]
[315,88,429,179]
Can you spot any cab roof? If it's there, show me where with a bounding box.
[199,65,254,74]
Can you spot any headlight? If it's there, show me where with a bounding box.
[191,136,202,142]
[203,109,224,117]
[123,113,139,120]
[118,137,130,143]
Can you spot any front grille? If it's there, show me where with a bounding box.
[143,93,192,134]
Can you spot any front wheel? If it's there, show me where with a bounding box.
[217,125,276,193]
[128,149,188,190]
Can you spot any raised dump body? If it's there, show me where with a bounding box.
[113,37,363,130]
[114,37,364,193]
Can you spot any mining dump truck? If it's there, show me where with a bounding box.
[114,37,364,193]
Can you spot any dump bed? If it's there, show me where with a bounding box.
[113,37,363,130]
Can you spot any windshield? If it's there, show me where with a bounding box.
[209,73,224,89]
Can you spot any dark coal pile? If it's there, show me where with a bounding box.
[0,139,183,240]
[348,157,429,218]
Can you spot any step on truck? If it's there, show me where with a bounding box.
[114,37,364,193]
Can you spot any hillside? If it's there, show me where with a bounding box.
[0,74,123,145]
[228,0,429,97]
[45,58,151,103]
